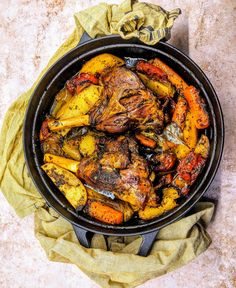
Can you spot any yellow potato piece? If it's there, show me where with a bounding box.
[138,73,175,97]
[194,134,210,158]
[79,134,96,157]
[48,115,90,132]
[183,112,198,149]
[44,153,80,173]
[139,187,179,220]
[138,206,165,220]
[162,187,179,200]
[62,140,81,161]
[56,85,103,119]
[51,88,72,117]
[80,53,124,75]
[41,163,87,209]
[175,144,191,159]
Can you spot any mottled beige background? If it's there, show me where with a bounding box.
[0,0,235,287]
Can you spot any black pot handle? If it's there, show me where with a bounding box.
[73,224,158,256]
[138,230,159,256]
[73,225,92,248]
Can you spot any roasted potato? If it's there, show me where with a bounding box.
[138,73,175,97]
[51,88,72,117]
[48,115,90,131]
[174,144,191,159]
[194,134,210,158]
[80,53,124,75]
[56,84,103,119]
[79,134,96,157]
[139,187,179,220]
[41,163,87,210]
[183,112,198,149]
[41,133,64,156]
[44,153,80,173]
[62,139,81,161]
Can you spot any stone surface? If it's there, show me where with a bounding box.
[0,0,235,287]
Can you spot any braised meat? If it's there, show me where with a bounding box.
[90,66,164,133]
[77,136,153,208]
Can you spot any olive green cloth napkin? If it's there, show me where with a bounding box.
[0,0,214,287]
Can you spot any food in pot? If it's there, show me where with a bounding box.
[39,53,210,224]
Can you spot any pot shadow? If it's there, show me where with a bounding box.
[169,17,189,55]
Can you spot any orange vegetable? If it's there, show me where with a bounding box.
[184,86,209,129]
[86,200,123,224]
[135,133,157,148]
[136,60,167,80]
[172,96,188,130]
[66,73,99,95]
[40,119,50,141]
[151,152,176,172]
[150,58,188,92]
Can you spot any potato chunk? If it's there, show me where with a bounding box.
[79,134,96,157]
[56,85,103,119]
[80,53,124,75]
[41,163,87,210]
[139,187,179,220]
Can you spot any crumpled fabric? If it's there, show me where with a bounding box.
[74,0,181,45]
[0,1,214,287]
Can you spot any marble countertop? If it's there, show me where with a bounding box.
[0,0,235,287]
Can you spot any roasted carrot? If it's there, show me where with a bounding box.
[151,152,176,172]
[136,60,167,80]
[66,73,99,95]
[150,58,188,92]
[40,119,50,141]
[135,133,157,148]
[184,86,209,129]
[86,200,123,224]
[177,151,206,184]
[172,96,188,130]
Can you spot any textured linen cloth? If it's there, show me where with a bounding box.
[0,1,214,287]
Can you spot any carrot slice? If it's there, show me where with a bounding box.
[150,58,188,92]
[39,119,50,141]
[136,60,167,80]
[86,201,123,224]
[135,133,157,148]
[184,86,209,129]
[66,73,99,95]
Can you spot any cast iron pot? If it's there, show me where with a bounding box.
[23,34,224,256]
